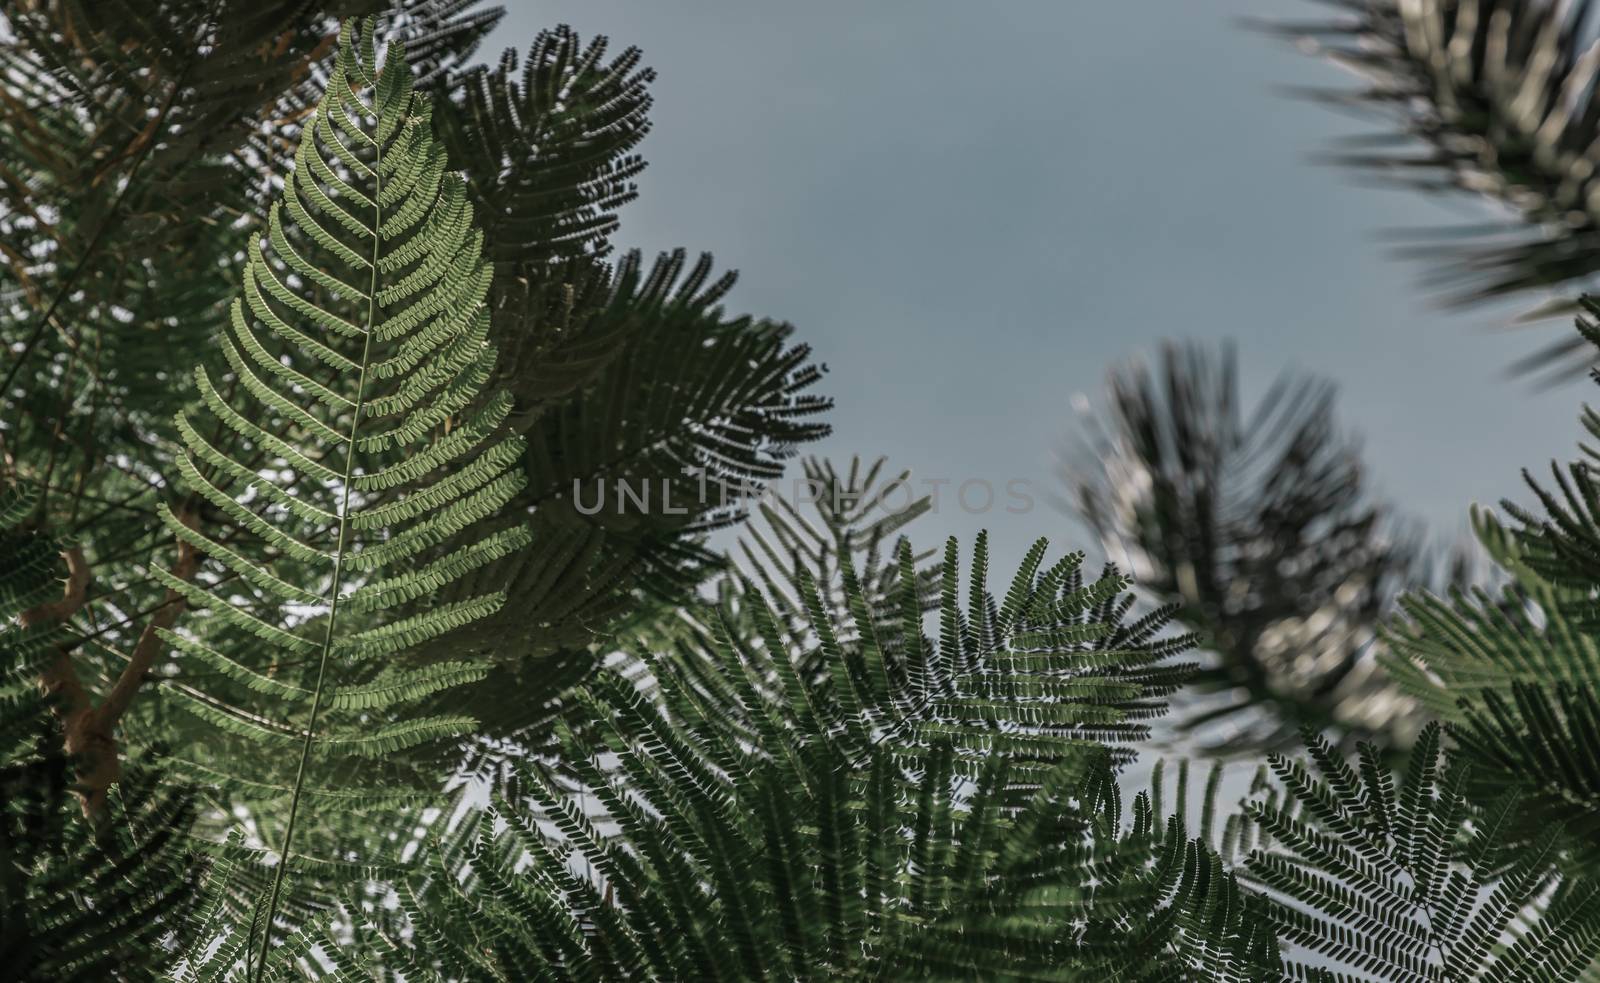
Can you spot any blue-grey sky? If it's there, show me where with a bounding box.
[491,0,1581,574]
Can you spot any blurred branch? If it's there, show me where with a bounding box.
[1263,0,1600,379]
[1063,341,1434,754]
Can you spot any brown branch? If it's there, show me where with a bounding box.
[21,513,201,823]
[74,507,201,820]
[18,544,90,629]
[19,547,105,822]
[25,547,93,731]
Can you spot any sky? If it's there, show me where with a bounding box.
[488,0,1583,576]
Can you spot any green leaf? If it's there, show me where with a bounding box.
[1245,723,1600,981]
[143,20,527,969]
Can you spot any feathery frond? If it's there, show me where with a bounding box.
[0,740,200,982]
[0,0,506,468]
[1381,319,1600,883]
[726,455,941,635]
[1,483,199,980]
[440,25,653,268]
[120,22,528,963]
[693,534,1195,781]
[0,487,71,755]
[416,247,833,776]
[1246,722,1600,980]
[294,535,1225,981]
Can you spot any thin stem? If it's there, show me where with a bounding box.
[250,68,384,980]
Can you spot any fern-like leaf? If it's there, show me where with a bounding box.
[1,482,200,980]
[1246,722,1600,980]
[300,536,1221,981]
[139,21,527,967]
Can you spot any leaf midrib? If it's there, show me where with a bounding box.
[250,68,386,980]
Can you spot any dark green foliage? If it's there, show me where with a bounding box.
[1067,341,1428,754]
[1382,322,1600,888]
[436,247,832,665]
[0,0,505,474]
[1381,409,1592,723]
[1112,826,1285,981]
[0,7,835,968]
[132,26,546,960]
[727,455,941,635]
[439,24,652,269]
[0,491,72,758]
[1246,723,1600,980]
[360,765,1283,982]
[0,0,833,819]
[0,0,535,844]
[306,537,1252,981]
[12,3,1600,980]
[1,485,198,980]
[150,17,523,784]
[1075,760,1287,980]
[1455,683,1600,874]
[0,740,200,982]
[1491,310,1600,591]
[316,22,832,759]
[426,247,833,782]
[466,454,941,788]
[433,19,829,655]
[1381,515,1581,722]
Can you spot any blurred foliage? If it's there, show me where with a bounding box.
[1271,0,1600,379]
[1066,341,1436,755]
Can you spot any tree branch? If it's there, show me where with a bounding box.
[18,544,90,628]
[20,514,202,823]
[19,547,107,822]
[25,547,94,729]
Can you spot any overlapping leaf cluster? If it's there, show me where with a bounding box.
[9,3,1600,980]
[1,0,832,829]
[143,19,526,867]
[306,540,1276,981]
